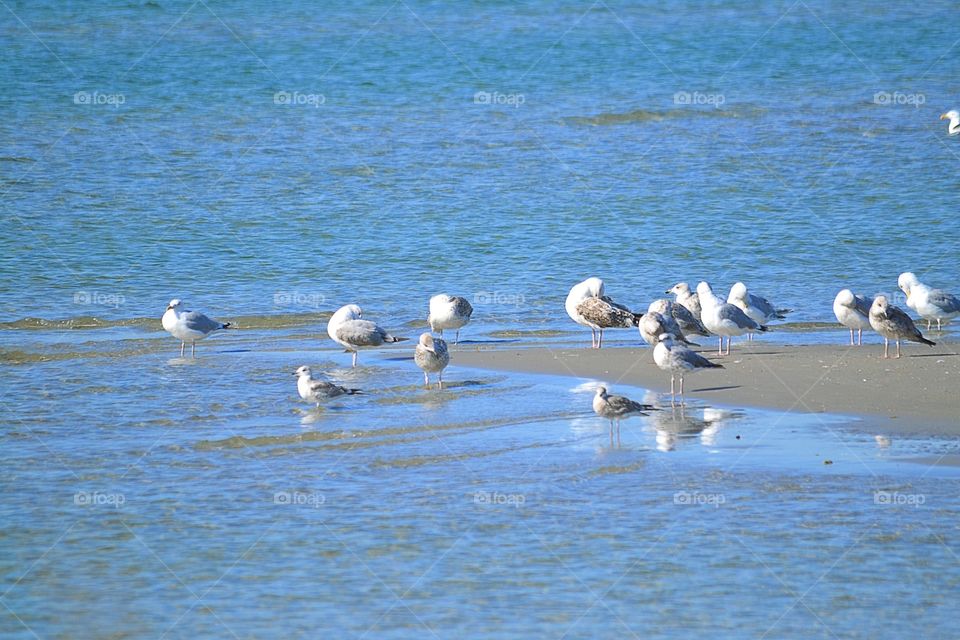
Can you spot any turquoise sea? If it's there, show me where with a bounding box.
[2,1,960,637]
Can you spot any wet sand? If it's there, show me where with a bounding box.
[455,340,960,435]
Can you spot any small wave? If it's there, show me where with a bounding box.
[0,311,330,331]
[566,106,762,126]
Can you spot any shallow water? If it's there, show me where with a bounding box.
[3,1,960,637]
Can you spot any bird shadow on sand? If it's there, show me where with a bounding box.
[902,351,959,358]
[690,385,741,393]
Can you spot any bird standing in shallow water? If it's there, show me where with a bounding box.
[414,332,450,389]
[294,366,361,407]
[428,294,473,344]
[592,386,653,446]
[161,299,231,358]
[327,304,408,367]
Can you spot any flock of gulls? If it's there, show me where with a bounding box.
[160,270,957,436]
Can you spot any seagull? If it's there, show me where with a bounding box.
[727,282,789,340]
[653,334,724,404]
[833,289,873,345]
[648,298,709,338]
[898,272,960,330]
[638,308,696,347]
[293,366,361,407]
[414,332,450,389]
[427,294,473,343]
[592,386,653,445]
[941,110,960,136]
[161,299,231,358]
[697,282,766,355]
[868,295,935,358]
[327,304,408,367]
[665,282,702,320]
[565,277,605,347]
[565,278,640,348]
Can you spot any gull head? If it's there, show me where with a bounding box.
[595,386,608,399]
[166,298,183,311]
[418,332,436,351]
[940,109,959,121]
[331,304,363,324]
[871,295,889,314]
[728,282,748,301]
[666,282,690,296]
[658,333,675,346]
[695,281,713,297]
[897,272,919,294]
[294,365,312,378]
[581,277,605,297]
[835,289,855,307]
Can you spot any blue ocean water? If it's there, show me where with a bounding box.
[2,1,960,637]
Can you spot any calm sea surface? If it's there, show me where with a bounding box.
[2,1,959,637]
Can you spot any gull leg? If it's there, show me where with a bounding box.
[352,352,358,367]
[724,337,731,356]
[679,375,684,404]
[191,342,196,358]
[896,340,901,359]
[857,328,862,346]
[849,328,854,345]
[598,329,604,349]
[591,328,597,348]
[670,375,675,399]
[616,421,621,447]
[883,338,889,359]
[179,341,185,358]
[438,372,443,390]
[717,337,723,356]
[424,371,429,386]
[455,329,460,344]
[926,320,931,331]
[938,319,942,330]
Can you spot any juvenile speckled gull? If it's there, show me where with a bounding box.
[592,386,653,444]
[639,307,696,348]
[868,295,935,358]
[666,282,702,320]
[833,289,872,345]
[327,304,408,367]
[428,294,473,343]
[898,272,960,330]
[565,277,605,348]
[414,332,450,389]
[161,298,231,358]
[653,333,723,403]
[697,282,766,355]
[294,366,361,407]
[566,277,640,348]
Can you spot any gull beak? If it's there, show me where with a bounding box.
[664,289,672,294]
[941,113,949,120]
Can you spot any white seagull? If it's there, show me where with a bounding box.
[868,295,935,359]
[941,110,960,136]
[427,294,473,343]
[414,332,450,389]
[833,289,873,345]
[898,272,960,330]
[327,304,408,367]
[653,334,723,404]
[697,282,766,355]
[727,282,788,340]
[161,299,231,358]
[294,366,361,407]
